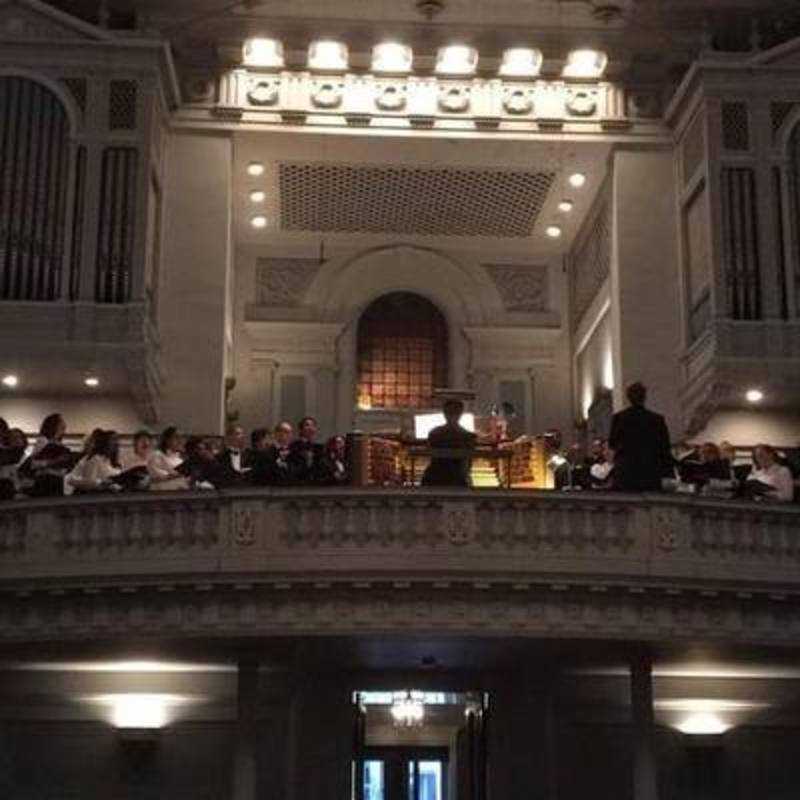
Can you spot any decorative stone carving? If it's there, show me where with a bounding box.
[247,78,280,106]
[441,503,477,546]
[234,508,257,546]
[503,87,534,115]
[652,506,689,552]
[255,258,321,307]
[483,264,548,313]
[438,85,470,113]
[183,74,215,104]
[566,88,598,117]
[375,83,407,111]
[311,82,343,109]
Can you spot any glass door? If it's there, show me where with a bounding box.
[357,749,447,800]
[409,759,444,800]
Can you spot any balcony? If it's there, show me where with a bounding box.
[1,488,798,647]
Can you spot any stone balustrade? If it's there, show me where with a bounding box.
[1,488,798,645]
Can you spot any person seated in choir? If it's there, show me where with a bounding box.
[0,428,28,500]
[289,416,327,484]
[589,441,616,490]
[66,430,124,493]
[745,444,795,503]
[321,435,348,485]
[181,436,241,490]
[421,399,477,488]
[122,430,154,470]
[21,413,77,497]
[217,424,249,477]
[681,442,732,490]
[245,427,270,472]
[251,421,295,486]
[148,426,190,491]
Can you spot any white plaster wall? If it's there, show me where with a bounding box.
[0,396,143,435]
[574,304,613,421]
[159,132,233,434]
[611,148,682,435]
[692,409,800,447]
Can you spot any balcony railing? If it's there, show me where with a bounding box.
[2,488,798,589]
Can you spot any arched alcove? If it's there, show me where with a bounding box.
[0,75,76,301]
[356,292,449,411]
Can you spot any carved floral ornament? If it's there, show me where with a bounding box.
[438,85,471,113]
[503,87,534,115]
[311,81,344,109]
[483,264,548,313]
[565,88,598,117]
[247,77,280,106]
[375,83,407,111]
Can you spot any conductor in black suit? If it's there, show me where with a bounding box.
[609,382,673,492]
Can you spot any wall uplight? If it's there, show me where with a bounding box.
[372,42,413,74]
[563,49,608,79]
[499,47,543,78]
[745,388,764,404]
[308,40,349,71]
[569,172,587,188]
[676,712,731,735]
[242,38,285,69]
[246,162,265,177]
[2,374,18,388]
[558,199,574,213]
[435,45,478,76]
[92,693,194,730]
[249,190,266,203]
[545,225,562,239]
[251,215,268,229]
[84,376,99,388]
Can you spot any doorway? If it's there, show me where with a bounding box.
[358,747,448,800]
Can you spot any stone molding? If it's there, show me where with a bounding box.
[482,264,549,313]
[1,490,799,644]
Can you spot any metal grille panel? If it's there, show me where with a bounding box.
[0,77,70,301]
[109,79,138,131]
[279,162,556,237]
[95,147,138,303]
[722,102,750,152]
[571,197,611,329]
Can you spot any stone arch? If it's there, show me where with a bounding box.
[0,68,81,136]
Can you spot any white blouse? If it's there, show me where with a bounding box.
[751,463,795,503]
[66,455,121,494]
[147,449,189,491]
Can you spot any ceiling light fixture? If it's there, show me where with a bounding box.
[558,199,574,213]
[745,389,764,404]
[372,42,413,74]
[84,377,99,388]
[435,45,478,76]
[546,225,563,239]
[242,38,285,69]
[308,40,349,71]
[563,49,608,79]
[246,162,265,177]
[251,215,268,229]
[2,374,18,388]
[499,47,543,78]
[249,190,266,203]
[390,691,425,728]
[569,172,587,188]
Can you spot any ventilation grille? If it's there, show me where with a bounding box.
[571,199,611,328]
[771,102,796,141]
[109,79,138,131]
[278,162,556,237]
[681,112,705,184]
[722,102,750,151]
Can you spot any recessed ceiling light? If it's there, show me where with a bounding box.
[563,49,608,79]
[251,215,268,229]
[745,389,764,403]
[242,38,285,69]
[249,190,266,203]
[435,45,478,76]
[545,225,562,239]
[246,162,265,177]
[372,42,413,74]
[499,47,543,78]
[569,173,587,188]
[558,199,574,213]
[308,40,349,71]
[84,376,99,388]
[2,374,18,388]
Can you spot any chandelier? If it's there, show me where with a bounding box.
[390,691,425,728]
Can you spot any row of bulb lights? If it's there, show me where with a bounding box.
[2,374,99,389]
[245,161,587,238]
[243,39,608,80]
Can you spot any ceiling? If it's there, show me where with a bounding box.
[234,130,610,255]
